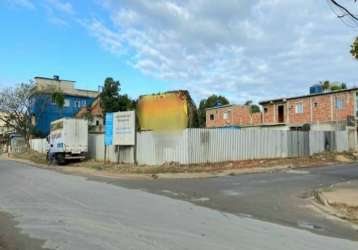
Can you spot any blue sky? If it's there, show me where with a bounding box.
[1,0,358,104]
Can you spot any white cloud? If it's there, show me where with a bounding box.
[6,0,35,9]
[46,0,74,15]
[82,1,358,103]
[84,20,123,55]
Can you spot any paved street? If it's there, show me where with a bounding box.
[105,163,358,241]
[1,159,358,250]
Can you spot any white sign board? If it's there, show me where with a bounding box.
[112,111,136,146]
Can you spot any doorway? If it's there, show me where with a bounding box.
[278,105,285,123]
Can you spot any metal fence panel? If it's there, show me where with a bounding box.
[88,134,134,163]
[336,130,349,152]
[30,138,48,154]
[89,128,352,166]
[136,129,321,165]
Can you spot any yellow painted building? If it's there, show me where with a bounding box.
[137,90,197,131]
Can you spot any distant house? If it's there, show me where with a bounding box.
[31,76,99,136]
[75,97,104,133]
[206,87,358,131]
[206,104,262,128]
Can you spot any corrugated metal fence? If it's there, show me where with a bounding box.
[30,128,352,165]
[136,129,344,165]
[88,134,134,163]
[30,138,48,154]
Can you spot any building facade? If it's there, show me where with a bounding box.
[75,97,104,133]
[206,88,358,130]
[31,76,99,136]
[206,105,262,128]
[137,90,197,131]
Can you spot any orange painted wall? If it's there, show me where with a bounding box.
[137,92,190,131]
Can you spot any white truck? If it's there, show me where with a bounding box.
[48,118,88,165]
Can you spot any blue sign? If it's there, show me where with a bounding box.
[104,113,113,145]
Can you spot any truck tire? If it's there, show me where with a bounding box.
[55,153,66,165]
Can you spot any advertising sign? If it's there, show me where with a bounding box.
[104,111,135,146]
[104,113,113,145]
[113,111,135,146]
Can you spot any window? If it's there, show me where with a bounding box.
[314,102,318,108]
[82,100,87,106]
[264,107,268,113]
[295,103,303,113]
[210,114,215,120]
[335,97,344,110]
[64,99,70,107]
[74,100,81,108]
[223,111,231,120]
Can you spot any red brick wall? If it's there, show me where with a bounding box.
[262,104,275,124]
[287,98,311,125]
[333,92,355,121]
[206,106,234,128]
[206,90,356,128]
[206,105,262,127]
[311,95,332,123]
[252,112,263,125]
[287,91,355,125]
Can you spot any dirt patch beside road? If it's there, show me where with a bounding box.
[3,151,354,180]
[315,181,358,224]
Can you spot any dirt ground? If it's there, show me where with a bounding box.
[315,181,358,223]
[6,150,356,179]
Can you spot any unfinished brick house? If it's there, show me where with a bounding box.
[206,88,358,130]
[206,104,263,128]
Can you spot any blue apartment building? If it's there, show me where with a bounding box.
[31,76,99,136]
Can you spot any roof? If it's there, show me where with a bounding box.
[32,76,99,98]
[206,104,251,111]
[259,87,358,105]
[206,104,234,111]
[138,89,190,99]
[34,76,75,82]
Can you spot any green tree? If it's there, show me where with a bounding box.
[118,94,136,111]
[198,95,230,127]
[100,77,122,114]
[0,82,35,147]
[244,100,260,114]
[99,77,136,120]
[321,80,330,91]
[351,37,358,59]
[52,90,65,115]
[319,81,347,91]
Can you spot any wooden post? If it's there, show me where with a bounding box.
[104,145,107,164]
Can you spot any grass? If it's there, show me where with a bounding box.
[11,150,47,165]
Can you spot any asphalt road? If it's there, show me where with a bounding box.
[0,159,358,250]
[101,164,358,241]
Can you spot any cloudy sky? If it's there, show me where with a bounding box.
[1,0,358,104]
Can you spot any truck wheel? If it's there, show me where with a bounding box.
[55,153,66,165]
